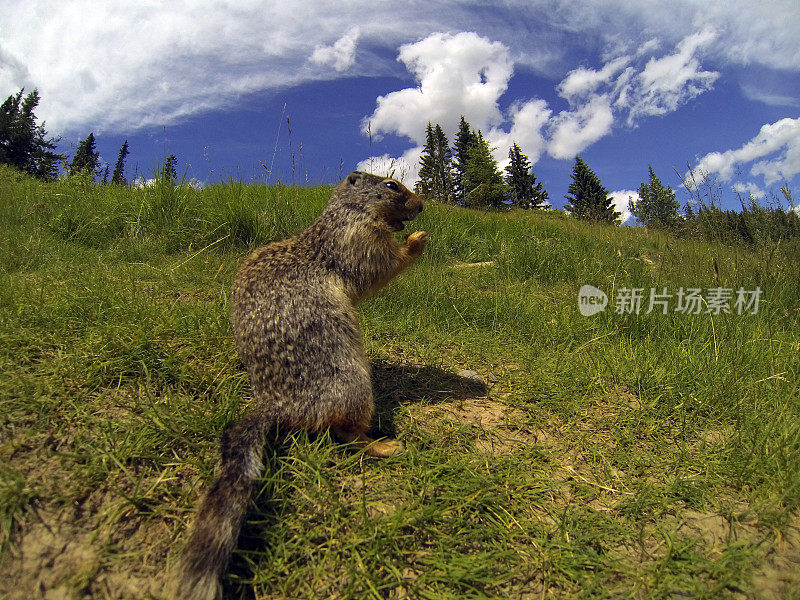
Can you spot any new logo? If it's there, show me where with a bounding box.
[578,285,608,316]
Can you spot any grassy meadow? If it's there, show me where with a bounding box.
[1,163,799,599]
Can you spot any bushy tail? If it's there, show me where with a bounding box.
[169,410,273,600]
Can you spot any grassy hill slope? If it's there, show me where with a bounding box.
[1,164,799,599]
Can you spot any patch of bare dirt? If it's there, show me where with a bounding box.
[0,385,183,600]
[750,518,800,600]
[414,396,533,455]
[0,486,174,600]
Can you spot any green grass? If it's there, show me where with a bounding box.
[1,163,799,599]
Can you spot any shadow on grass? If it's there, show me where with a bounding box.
[370,359,488,438]
[223,360,487,598]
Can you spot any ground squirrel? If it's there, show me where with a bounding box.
[171,171,427,600]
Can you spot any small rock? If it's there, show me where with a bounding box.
[457,370,485,385]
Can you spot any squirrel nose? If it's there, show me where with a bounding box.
[407,195,423,214]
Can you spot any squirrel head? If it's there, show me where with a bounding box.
[334,171,423,232]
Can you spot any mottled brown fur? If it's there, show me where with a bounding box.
[169,172,427,600]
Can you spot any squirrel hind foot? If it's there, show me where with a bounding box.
[365,439,404,458]
[332,427,404,458]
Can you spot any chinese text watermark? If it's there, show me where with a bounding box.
[578,285,761,317]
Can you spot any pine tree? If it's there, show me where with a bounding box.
[111,140,129,185]
[504,143,549,209]
[432,124,453,203]
[629,166,681,229]
[463,132,506,209]
[565,156,620,224]
[69,132,100,179]
[0,88,64,180]
[415,123,453,202]
[162,154,177,185]
[415,123,437,200]
[452,115,477,204]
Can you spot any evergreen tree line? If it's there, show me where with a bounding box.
[628,165,800,245]
[0,87,174,186]
[3,88,798,245]
[416,118,625,225]
[416,116,550,210]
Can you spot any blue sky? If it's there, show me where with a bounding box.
[3,1,799,222]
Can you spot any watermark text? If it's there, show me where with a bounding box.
[578,286,761,316]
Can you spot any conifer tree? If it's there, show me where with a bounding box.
[452,115,477,204]
[432,124,453,203]
[111,140,129,185]
[463,132,505,208]
[629,166,681,229]
[504,143,548,209]
[415,123,437,200]
[69,132,100,179]
[415,123,453,202]
[565,156,620,224]
[0,88,64,180]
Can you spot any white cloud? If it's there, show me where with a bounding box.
[740,85,800,108]
[635,39,661,58]
[692,117,800,186]
[310,28,359,72]
[620,27,719,125]
[547,95,614,159]
[528,1,800,71]
[487,99,552,168]
[359,27,724,181]
[733,182,766,200]
[355,147,421,186]
[2,1,797,141]
[360,33,552,182]
[557,57,630,101]
[609,190,637,225]
[2,2,341,133]
[364,32,513,145]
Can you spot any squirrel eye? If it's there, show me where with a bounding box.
[385,181,399,191]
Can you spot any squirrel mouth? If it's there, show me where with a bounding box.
[389,207,422,231]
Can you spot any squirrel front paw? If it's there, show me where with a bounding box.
[406,231,428,257]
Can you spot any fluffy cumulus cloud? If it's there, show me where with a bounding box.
[361,32,552,183]
[360,26,723,182]
[309,28,360,72]
[486,99,552,165]
[547,95,614,160]
[365,32,513,146]
[691,118,800,187]
[553,27,720,128]
[609,190,638,226]
[355,148,422,184]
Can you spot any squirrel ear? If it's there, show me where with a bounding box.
[347,171,363,186]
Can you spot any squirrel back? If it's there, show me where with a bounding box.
[170,172,427,600]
